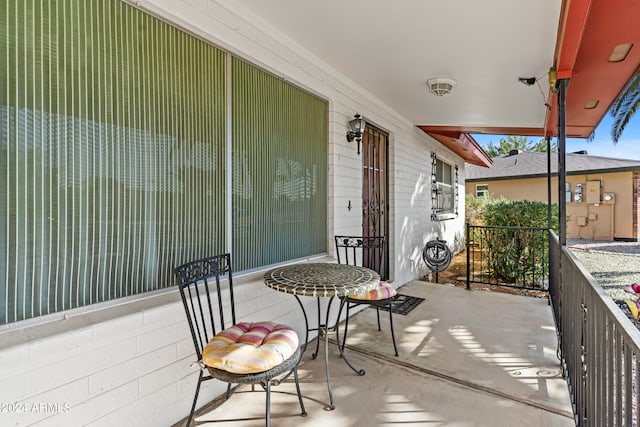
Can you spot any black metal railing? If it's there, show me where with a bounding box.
[466,224,549,291]
[550,232,640,426]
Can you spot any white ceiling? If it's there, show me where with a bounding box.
[223,0,562,131]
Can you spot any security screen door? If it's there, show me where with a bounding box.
[361,125,389,280]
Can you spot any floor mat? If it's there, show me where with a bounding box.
[379,294,425,315]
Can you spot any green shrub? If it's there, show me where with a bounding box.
[482,199,558,231]
[478,199,558,287]
[465,194,490,225]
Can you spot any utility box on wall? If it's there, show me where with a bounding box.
[573,183,583,202]
[586,180,601,204]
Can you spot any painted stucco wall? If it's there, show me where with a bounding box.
[466,171,637,240]
[0,1,466,426]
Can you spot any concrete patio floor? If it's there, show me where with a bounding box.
[184,281,574,427]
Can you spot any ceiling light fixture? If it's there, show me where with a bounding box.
[584,99,599,109]
[427,78,456,96]
[609,43,633,62]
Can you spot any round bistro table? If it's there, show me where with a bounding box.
[264,263,380,409]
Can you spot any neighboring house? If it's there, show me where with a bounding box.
[466,150,640,241]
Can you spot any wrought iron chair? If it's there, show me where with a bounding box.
[334,236,399,368]
[175,253,306,426]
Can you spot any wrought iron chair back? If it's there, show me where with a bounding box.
[175,253,306,426]
[175,253,236,364]
[334,236,399,365]
[334,236,385,275]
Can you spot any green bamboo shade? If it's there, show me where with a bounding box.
[232,58,327,271]
[0,0,227,324]
[0,0,328,325]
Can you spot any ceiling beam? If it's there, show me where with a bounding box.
[553,0,594,79]
[544,0,593,137]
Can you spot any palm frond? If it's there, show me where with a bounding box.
[611,73,640,117]
[611,89,640,143]
[611,73,640,143]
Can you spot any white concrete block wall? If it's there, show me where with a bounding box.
[0,271,334,427]
[0,0,468,425]
[0,293,210,426]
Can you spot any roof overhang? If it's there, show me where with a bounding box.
[419,130,493,167]
[418,0,640,140]
[544,0,640,138]
[466,167,640,182]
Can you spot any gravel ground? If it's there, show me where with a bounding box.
[568,239,640,301]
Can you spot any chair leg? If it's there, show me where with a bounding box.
[336,300,366,376]
[293,365,307,417]
[388,304,399,356]
[335,298,347,354]
[341,302,352,353]
[312,298,322,359]
[186,371,204,426]
[375,306,382,331]
[265,380,272,427]
[226,383,233,399]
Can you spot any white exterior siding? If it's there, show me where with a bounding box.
[0,1,466,425]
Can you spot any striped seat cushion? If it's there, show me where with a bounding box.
[202,321,299,374]
[348,281,396,301]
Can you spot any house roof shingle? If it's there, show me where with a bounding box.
[466,151,640,181]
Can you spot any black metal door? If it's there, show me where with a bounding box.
[362,125,389,279]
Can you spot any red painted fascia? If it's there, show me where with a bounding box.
[420,129,493,168]
[546,0,640,138]
[554,0,593,80]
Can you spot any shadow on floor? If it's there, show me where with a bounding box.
[179,281,574,427]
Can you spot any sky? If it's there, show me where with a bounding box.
[472,111,640,160]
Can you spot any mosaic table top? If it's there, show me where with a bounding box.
[264,263,380,298]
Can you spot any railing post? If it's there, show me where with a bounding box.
[557,78,569,246]
[547,135,552,230]
[466,223,470,290]
[546,136,553,288]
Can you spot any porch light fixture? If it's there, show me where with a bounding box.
[609,43,633,62]
[427,78,456,96]
[584,99,599,109]
[346,113,366,154]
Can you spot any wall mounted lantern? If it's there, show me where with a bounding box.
[346,113,366,154]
